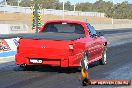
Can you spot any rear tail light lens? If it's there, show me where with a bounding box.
[69,44,74,50]
[17,46,19,53]
[69,44,74,56]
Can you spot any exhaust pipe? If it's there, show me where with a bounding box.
[20,63,27,68]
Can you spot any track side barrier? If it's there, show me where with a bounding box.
[0,38,20,59]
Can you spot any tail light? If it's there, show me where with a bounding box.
[17,40,20,53]
[17,46,19,53]
[69,44,74,56]
[69,44,74,50]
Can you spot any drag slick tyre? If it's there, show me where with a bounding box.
[81,52,89,71]
[99,47,107,65]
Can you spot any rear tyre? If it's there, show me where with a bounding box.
[100,48,107,65]
[81,52,89,71]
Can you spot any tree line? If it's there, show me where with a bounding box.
[5,0,132,19]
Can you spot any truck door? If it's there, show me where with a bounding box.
[86,23,100,60]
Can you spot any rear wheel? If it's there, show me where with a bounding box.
[81,52,89,71]
[100,48,107,65]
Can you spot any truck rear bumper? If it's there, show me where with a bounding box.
[15,53,81,67]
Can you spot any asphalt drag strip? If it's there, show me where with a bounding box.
[0,31,132,88]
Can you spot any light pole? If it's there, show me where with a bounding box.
[4,0,7,14]
[74,4,76,11]
[4,0,6,5]
[18,0,21,7]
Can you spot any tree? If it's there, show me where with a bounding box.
[5,0,132,19]
[114,1,130,19]
[6,0,18,6]
[65,1,72,11]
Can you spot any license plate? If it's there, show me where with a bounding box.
[30,59,42,64]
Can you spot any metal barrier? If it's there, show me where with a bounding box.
[0,5,105,17]
[0,24,29,34]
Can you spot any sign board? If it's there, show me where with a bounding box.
[4,38,20,51]
[0,24,29,34]
[0,24,10,34]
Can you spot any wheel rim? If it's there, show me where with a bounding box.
[103,50,107,64]
[81,54,88,70]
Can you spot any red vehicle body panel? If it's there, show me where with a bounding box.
[15,20,107,67]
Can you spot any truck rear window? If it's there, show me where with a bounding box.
[42,23,84,34]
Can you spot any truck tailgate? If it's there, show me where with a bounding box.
[18,39,72,58]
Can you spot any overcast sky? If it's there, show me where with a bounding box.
[60,0,132,4]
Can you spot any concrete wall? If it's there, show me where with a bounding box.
[0,24,29,34]
[93,24,132,30]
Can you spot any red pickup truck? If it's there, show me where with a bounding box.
[15,20,107,70]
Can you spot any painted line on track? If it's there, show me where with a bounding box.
[0,51,16,59]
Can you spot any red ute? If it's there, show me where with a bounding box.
[15,20,107,69]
